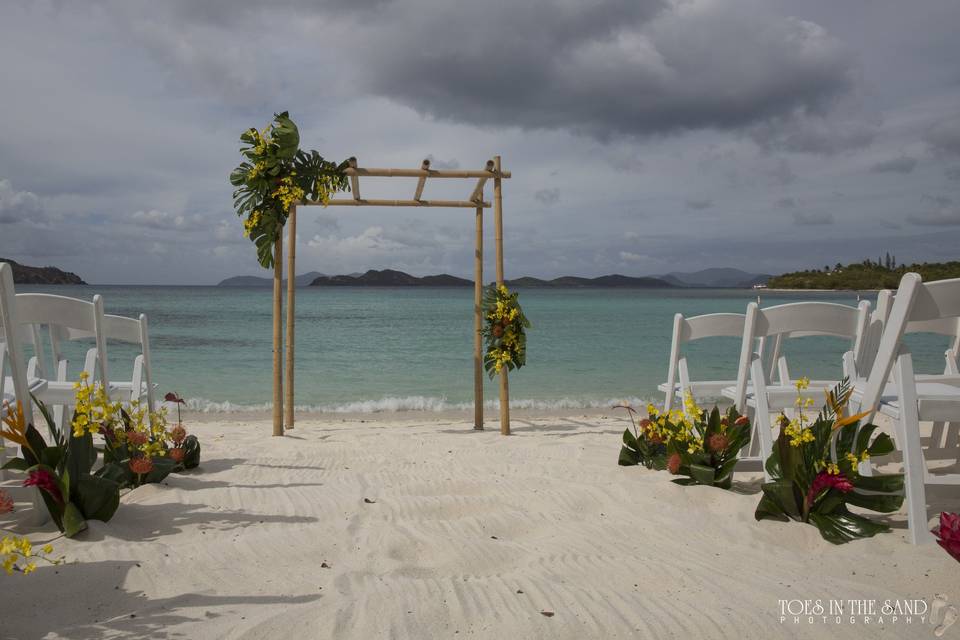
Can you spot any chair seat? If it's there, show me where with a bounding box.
[856,382,960,422]
[723,379,842,410]
[658,381,736,396]
[2,376,47,406]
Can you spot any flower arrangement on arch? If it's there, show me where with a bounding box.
[481,284,531,378]
[229,111,349,268]
[754,377,904,544]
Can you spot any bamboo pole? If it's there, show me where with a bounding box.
[285,206,297,429]
[493,156,510,435]
[474,204,484,430]
[272,226,284,437]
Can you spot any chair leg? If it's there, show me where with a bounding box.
[931,421,946,449]
[894,355,934,544]
[750,358,775,481]
[946,422,960,465]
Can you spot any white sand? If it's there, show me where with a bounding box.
[2,415,958,639]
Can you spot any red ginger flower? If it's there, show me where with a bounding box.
[933,512,960,562]
[0,489,13,514]
[667,453,682,475]
[169,447,186,463]
[24,468,63,505]
[708,433,730,453]
[129,457,154,475]
[805,470,854,508]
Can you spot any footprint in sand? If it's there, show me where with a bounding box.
[931,593,957,638]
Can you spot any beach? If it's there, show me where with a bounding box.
[3,413,957,639]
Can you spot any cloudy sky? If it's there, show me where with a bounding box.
[1,0,958,284]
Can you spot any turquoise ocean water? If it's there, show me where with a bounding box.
[17,285,954,413]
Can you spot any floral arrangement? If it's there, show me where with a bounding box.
[229,111,349,268]
[481,284,531,378]
[617,393,751,488]
[933,512,960,562]
[2,534,62,576]
[615,403,668,470]
[164,392,200,470]
[754,377,904,544]
[2,397,120,537]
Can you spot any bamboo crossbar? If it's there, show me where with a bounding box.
[343,167,511,179]
[316,198,491,208]
[347,157,361,200]
[414,159,430,200]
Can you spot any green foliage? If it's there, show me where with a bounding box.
[230,111,349,268]
[481,284,531,378]
[755,379,904,544]
[767,259,960,290]
[617,407,668,470]
[182,434,201,470]
[666,405,752,489]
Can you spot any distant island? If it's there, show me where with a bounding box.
[767,258,960,290]
[217,267,771,289]
[0,258,86,285]
[218,271,329,287]
[654,267,770,289]
[308,269,675,288]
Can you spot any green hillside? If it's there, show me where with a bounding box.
[767,257,960,290]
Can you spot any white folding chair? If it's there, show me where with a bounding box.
[54,313,156,410]
[658,312,750,412]
[722,300,871,475]
[12,292,108,433]
[852,273,960,544]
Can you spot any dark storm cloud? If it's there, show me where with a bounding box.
[792,211,833,225]
[908,195,960,226]
[3,1,960,283]
[925,114,960,157]
[534,189,560,206]
[870,155,918,174]
[685,198,713,210]
[352,0,858,141]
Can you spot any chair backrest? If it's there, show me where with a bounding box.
[663,312,745,410]
[859,273,960,415]
[732,300,870,410]
[860,287,960,376]
[0,264,32,414]
[14,292,108,384]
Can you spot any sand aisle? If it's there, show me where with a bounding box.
[2,416,958,639]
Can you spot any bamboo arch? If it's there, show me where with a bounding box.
[271,156,512,437]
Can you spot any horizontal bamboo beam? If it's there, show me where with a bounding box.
[343,167,511,179]
[414,159,430,201]
[313,198,491,208]
[348,157,361,200]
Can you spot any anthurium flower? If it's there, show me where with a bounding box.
[933,512,960,562]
